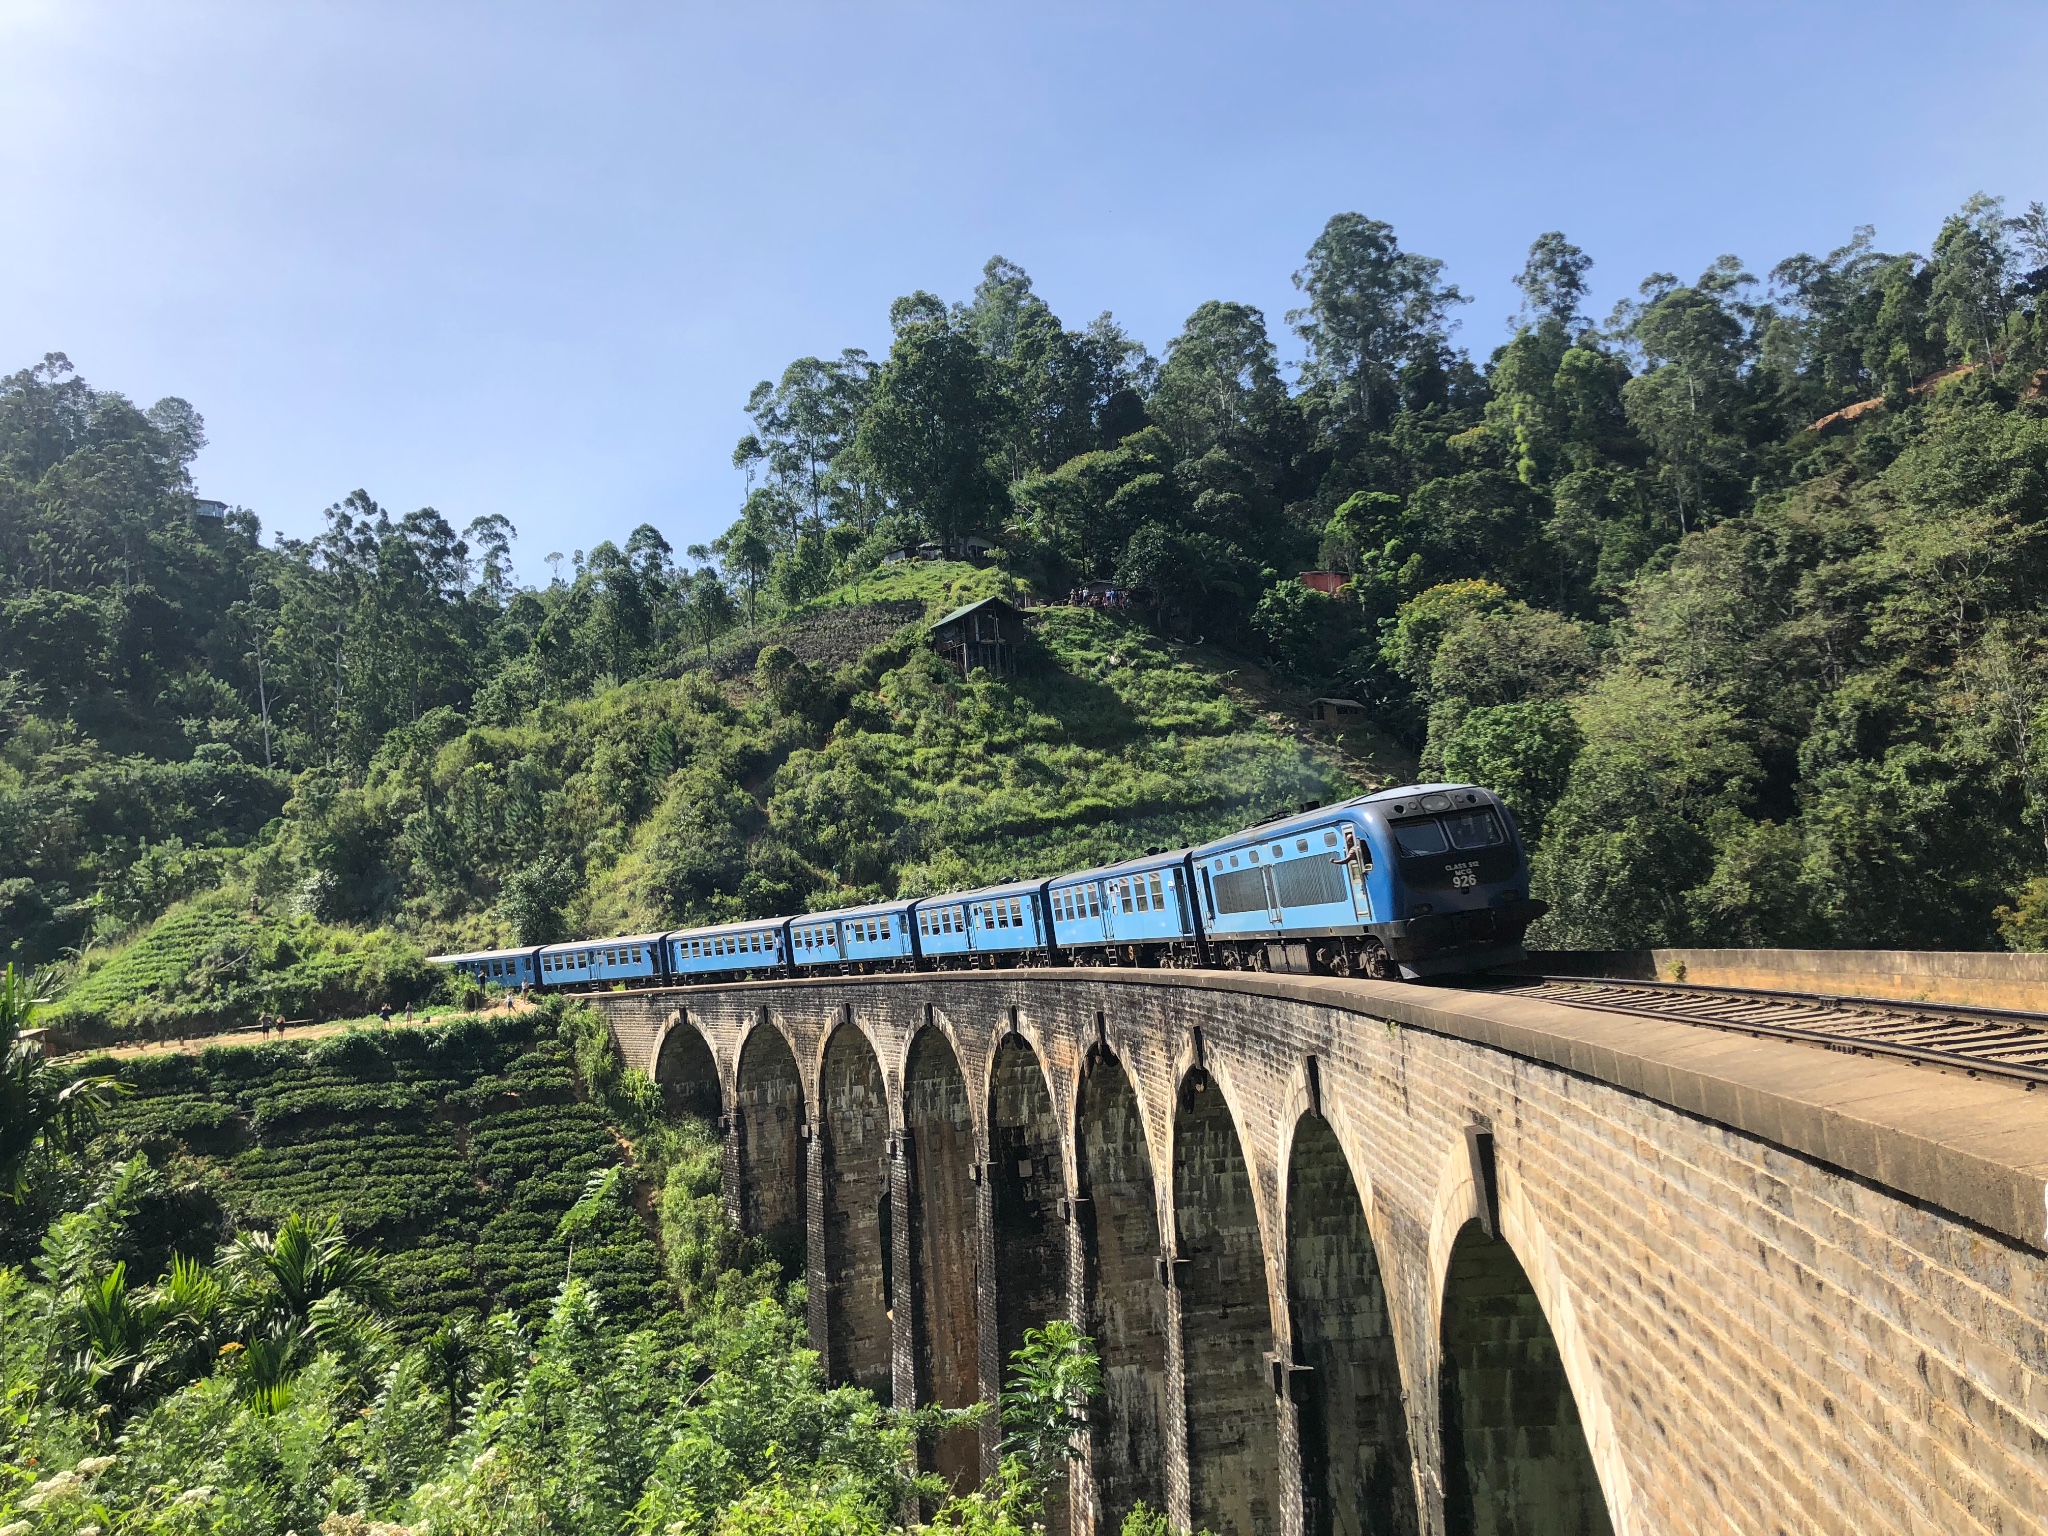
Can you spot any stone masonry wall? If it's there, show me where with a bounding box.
[603,972,2048,1536]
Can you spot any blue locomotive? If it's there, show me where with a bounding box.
[430,781,1544,990]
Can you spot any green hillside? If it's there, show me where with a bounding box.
[41,572,1377,1041]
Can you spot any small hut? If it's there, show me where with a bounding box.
[929,596,1025,679]
[1309,697,1366,727]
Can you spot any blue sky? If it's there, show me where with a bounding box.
[2,1,2042,576]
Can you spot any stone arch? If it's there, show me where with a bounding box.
[906,1025,982,1489]
[1437,1216,1613,1536]
[735,1021,806,1278]
[1171,1067,1278,1536]
[653,1013,722,1121]
[986,1031,1066,1377]
[1286,1110,1417,1536]
[1075,1048,1170,1530]
[820,1020,893,1401]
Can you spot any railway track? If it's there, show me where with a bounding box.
[1476,974,2048,1091]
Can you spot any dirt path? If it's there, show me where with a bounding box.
[54,997,539,1062]
[1184,640,1415,788]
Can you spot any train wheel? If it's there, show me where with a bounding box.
[1360,941,1392,980]
[1329,948,1353,979]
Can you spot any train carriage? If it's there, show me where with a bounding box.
[536,932,667,988]
[440,947,541,988]
[666,921,787,981]
[1049,850,1201,966]
[946,879,1047,966]
[912,893,976,965]
[791,901,918,974]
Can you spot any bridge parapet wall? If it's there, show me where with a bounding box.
[594,972,2048,1536]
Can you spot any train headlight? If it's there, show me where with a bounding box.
[1420,793,1451,812]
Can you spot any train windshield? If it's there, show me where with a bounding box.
[1445,809,1505,849]
[1391,818,1449,856]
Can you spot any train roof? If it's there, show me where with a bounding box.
[794,898,916,923]
[537,931,670,954]
[1192,784,1489,856]
[919,876,1045,905]
[664,918,786,942]
[427,947,531,965]
[1049,847,1192,885]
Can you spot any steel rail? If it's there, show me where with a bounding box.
[1472,973,2048,1091]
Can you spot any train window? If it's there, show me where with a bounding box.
[1134,879,1149,912]
[1392,819,1450,856]
[1324,830,1339,848]
[1228,854,1239,867]
[1009,899,1023,926]
[1119,881,1134,915]
[882,919,892,939]
[1273,845,1284,859]
[1297,839,1310,853]
[1445,809,1504,849]
[1149,873,1165,909]
[1088,887,1100,917]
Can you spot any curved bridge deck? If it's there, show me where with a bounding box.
[591,969,2048,1536]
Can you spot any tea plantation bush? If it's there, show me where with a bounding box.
[42,893,441,1045]
[77,1010,662,1340]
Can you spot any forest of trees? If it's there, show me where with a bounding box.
[5,192,2048,991]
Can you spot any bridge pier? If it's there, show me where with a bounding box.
[735,1017,806,1276]
[604,970,2048,1536]
[819,1014,893,1399]
[1174,1065,1281,1536]
[906,1025,983,1489]
[1285,1111,1418,1536]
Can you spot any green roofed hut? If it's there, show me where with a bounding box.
[928,594,1024,679]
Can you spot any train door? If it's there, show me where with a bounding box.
[1262,865,1284,927]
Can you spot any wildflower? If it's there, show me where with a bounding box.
[76,1455,118,1476]
[21,1470,84,1508]
[219,1340,245,1355]
[77,1526,104,1536]
[1,1520,33,1536]
[173,1485,216,1507]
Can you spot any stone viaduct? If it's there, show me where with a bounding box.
[591,969,2048,1536]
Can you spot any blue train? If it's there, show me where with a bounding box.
[430,781,1545,990]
